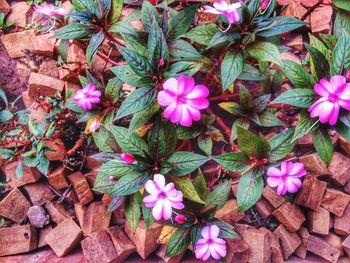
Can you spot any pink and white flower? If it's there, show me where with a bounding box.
[157,75,209,127]
[73,83,101,110]
[195,225,227,261]
[204,0,242,24]
[143,174,184,220]
[308,75,350,125]
[267,161,306,196]
[120,153,135,164]
[34,4,66,16]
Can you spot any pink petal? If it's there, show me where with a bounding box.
[158,91,175,106]
[319,102,335,124]
[209,244,221,260]
[201,249,211,261]
[212,240,227,257]
[186,98,209,109]
[186,106,201,121]
[308,97,328,113]
[201,226,211,240]
[178,105,193,127]
[203,6,222,14]
[185,85,209,99]
[330,75,346,90]
[143,194,157,207]
[177,75,195,95]
[338,99,350,111]
[152,199,163,220]
[288,162,306,177]
[226,10,240,23]
[163,182,175,193]
[314,83,331,97]
[339,83,350,100]
[319,79,334,94]
[154,174,166,189]
[163,102,178,119]
[161,199,173,220]
[285,177,302,193]
[213,0,229,11]
[170,104,182,123]
[145,180,160,195]
[267,167,282,177]
[277,182,287,195]
[280,161,288,175]
[329,103,340,126]
[267,177,282,188]
[91,90,101,97]
[169,200,185,210]
[163,78,178,96]
[209,225,220,238]
[195,242,209,259]
[89,97,100,103]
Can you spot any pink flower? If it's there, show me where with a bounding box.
[89,119,100,133]
[267,161,306,196]
[195,225,227,261]
[73,83,101,110]
[120,153,135,164]
[175,214,186,224]
[308,76,350,125]
[157,75,209,127]
[204,0,242,24]
[260,0,269,9]
[143,174,184,220]
[34,4,66,16]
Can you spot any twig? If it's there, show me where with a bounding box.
[301,0,323,21]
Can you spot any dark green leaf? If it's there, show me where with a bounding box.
[110,65,152,87]
[105,77,122,102]
[246,41,283,67]
[221,51,244,90]
[128,103,160,132]
[334,10,350,39]
[165,151,208,176]
[237,127,270,159]
[198,135,212,156]
[205,180,231,211]
[169,40,202,59]
[305,44,330,81]
[259,111,284,127]
[98,157,136,177]
[193,169,209,200]
[210,219,238,238]
[181,24,218,46]
[164,61,202,78]
[207,31,240,49]
[312,129,333,165]
[107,196,125,212]
[125,193,141,232]
[330,34,350,75]
[282,60,316,89]
[292,111,320,142]
[166,228,191,257]
[167,5,198,40]
[148,18,169,65]
[86,30,105,66]
[333,0,350,11]
[213,152,249,172]
[257,16,304,37]
[268,129,295,161]
[109,0,123,24]
[238,64,266,81]
[112,172,150,196]
[54,23,93,39]
[170,175,205,204]
[270,88,316,108]
[141,0,159,32]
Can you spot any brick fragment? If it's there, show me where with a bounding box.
[44,139,66,161]
[28,72,64,98]
[327,153,350,186]
[334,204,350,235]
[82,202,111,236]
[47,166,69,189]
[5,161,41,188]
[107,226,136,262]
[38,58,60,78]
[0,188,31,223]
[0,225,37,256]
[31,33,56,57]
[156,244,185,263]
[323,233,343,252]
[262,186,285,208]
[272,202,305,232]
[45,201,70,224]
[215,199,245,224]
[46,218,83,257]
[254,198,273,220]
[307,235,341,262]
[0,30,35,58]
[68,172,94,206]
[308,206,330,235]
[295,177,327,211]
[38,225,53,248]
[6,1,30,27]
[242,228,271,263]
[0,0,10,15]
[274,224,301,260]
[23,182,54,205]
[225,238,249,263]
[343,235,350,256]
[299,153,327,175]
[295,227,310,259]
[321,188,350,217]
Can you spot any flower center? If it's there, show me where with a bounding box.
[328,93,339,103]
[158,192,167,199]
[177,96,186,103]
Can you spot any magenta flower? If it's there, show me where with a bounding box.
[120,153,135,164]
[204,0,242,24]
[308,75,350,125]
[157,75,209,127]
[195,225,227,261]
[267,161,306,196]
[143,174,184,220]
[260,0,269,9]
[34,4,66,16]
[73,83,101,110]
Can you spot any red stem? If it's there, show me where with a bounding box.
[206,108,231,141]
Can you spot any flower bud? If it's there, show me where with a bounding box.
[158,58,165,67]
[175,214,186,224]
[260,0,269,9]
[89,119,100,133]
[120,152,135,164]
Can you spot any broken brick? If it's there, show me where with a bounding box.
[274,224,301,260]
[81,231,118,263]
[74,203,86,227]
[310,5,332,34]
[295,227,310,259]
[224,238,249,263]
[38,225,53,248]
[215,199,245,224]
[31,33,56,57]
[334,204,350,235]
[321,188,350,217]
[307,235,341,262]
[27,205,50,228]
[339,136,350,156]
[323,233,343,252]
[107,226,136,262]
[254,198,274,220]
[299,153,327,175]
[295,177,327,211]
[327,153,350,186]
[262,186,285,208]
[156,244,185,263]
[0,225,37,256]
[45,139,66,161]
[28,72,65,98]
[343,235,350,256]
[0,188,31,223]
[5,161,41,188]
[0,30,35,58]
[125,220,163,259]
[68,172,94,206]
[82,202,111,236]
[23,182,54,206]
[242,228,271,263]
[38,58,60,78]
[6,1,30,27]
[270,233,284,263]
[0,0,10,15]
[45,201,71,224]
[46,218,83,257]
[272,202,305,232]
[47,166,69,189]
[308,206,330,235]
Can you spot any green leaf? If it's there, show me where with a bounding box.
[335,120,350,142]
[320,34,337,50]
[268,129,295,161]
[238,64,266,81]
[109,126,150,156]
[109,0,123,24]
[270,88,316,108]
[165,151,208,176]
[54,23,93,39]
[107,196,125,213]
[141,202,154,228]
[257,16,305,37]
[193,169,209,200]
[213,152,249,172]
[282,60,316,89]
[148,18,169,66]
[237,127,270,159]
[125,193,141,232]
[330,34,350,75]
[167,4,198,40]
[334,10,350,39]
[221,51,244,90]
[333,0,350,11]
[305,44,329,81]
[112,172,150,196]
[92,126,117,152]
[16,162,24,179]
[110,65,152,87]
[309,34,330,62]
[170,175,205,204]
[122,34,148,57]
[231,118,250,142]
[205,180,231,211]
[191,225,202,250]
[246,41,283,67]
[86,30,105,67]
[0,88,8,107]
[292,111,320,142]
[218,102,244,116]
[117,45,155,78]
[128,103,160,132]
[166,228,191,257]
[116,87,157,120]
[312,129,333,166]
[181,24,218,46]
[164,61,202,78]
[207,31,240,49]
[239,84,255,109]
[169,40,202,59]
[198,135,212,156]
[0,110,13,122]
[237,169,264,212]
[98,157,135,177]
[258,111,284,127]
[141,0,159,32]
[105,77,122,102]
[210,219,238,238]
